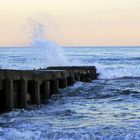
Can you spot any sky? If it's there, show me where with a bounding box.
[0,0,140,47]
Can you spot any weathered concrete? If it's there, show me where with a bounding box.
[44,81,50,100]
[40,81,50,102]
[5,78,14,111]
[19,78,28,108]
[47,66,98,80]
[0,66,98,113]
[59,78,67,88]
[67,76,75,85]
[50,79,59,95]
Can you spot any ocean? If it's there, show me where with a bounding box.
[0,46,140,140]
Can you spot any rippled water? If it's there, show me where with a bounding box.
[0,47,140,140]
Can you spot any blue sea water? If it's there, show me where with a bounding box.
[0,46,140,140]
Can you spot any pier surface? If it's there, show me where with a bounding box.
[0,66,97,113]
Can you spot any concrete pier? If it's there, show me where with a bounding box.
[50,79,59,95]
[18,78,28,108]
[40,81,50,102]
[0,66,98,113]
[59,78,67,88]
[5,78,14,111]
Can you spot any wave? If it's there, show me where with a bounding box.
[91,63,140,79]
[29,39,70,68]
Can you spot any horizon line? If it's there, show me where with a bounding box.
[0,45,140,48]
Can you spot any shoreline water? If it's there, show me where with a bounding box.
[0,47,140,140]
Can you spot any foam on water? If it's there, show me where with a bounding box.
[27,17,70,68]
[93,62,140,79]
[64,47,140,79]
[0,78,140,140]
[29,39,69,68]
[0,44,69,70]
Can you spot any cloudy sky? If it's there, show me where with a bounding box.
[0,0,140,46]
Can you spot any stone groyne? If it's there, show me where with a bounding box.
[0,66,98,113]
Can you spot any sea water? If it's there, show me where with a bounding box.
[0,46,140,140]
